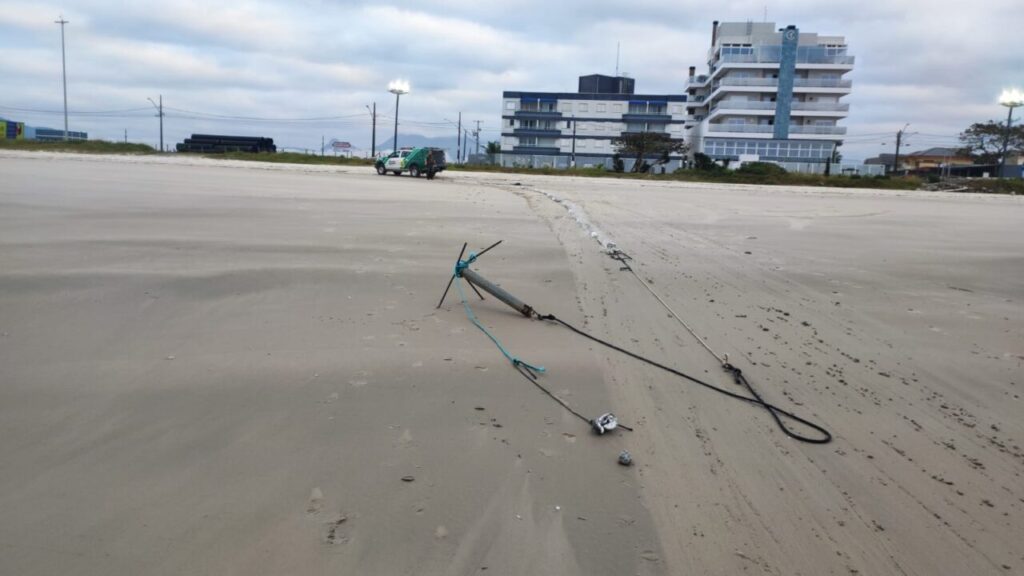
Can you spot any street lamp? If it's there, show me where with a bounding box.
[998,88,1023,178]
[388,79,410,154]
[147,95,164,152]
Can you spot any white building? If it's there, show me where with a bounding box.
[684,21,854,170]
[500,74,690,170]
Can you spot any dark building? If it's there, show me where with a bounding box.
[578,74,635,95]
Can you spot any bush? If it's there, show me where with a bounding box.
[693,152,717,171]
[736,162,787,176]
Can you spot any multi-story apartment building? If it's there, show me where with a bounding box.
[684,21,854,169]
[500,74,689,170]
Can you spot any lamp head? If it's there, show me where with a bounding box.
[388,79,410,95]
[999,88,1024,108]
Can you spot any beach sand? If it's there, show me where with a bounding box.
[1,152,1021,574]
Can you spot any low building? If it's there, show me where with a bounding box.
[500,74,689,170]
[684,21,854,172]
[31,126,88,141]
[865,148,974,173]
[1,117,88,141]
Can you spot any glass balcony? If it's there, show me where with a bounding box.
[789,125,847,135]
[712,101,777,111]
[791,102,850,112]
[717,46,854,65]
[514,109,563,119]
[716,77,779,87]
[513,128,562,137]
[707,124,774,134]
[793,78,852,88]
[512,145,561,154]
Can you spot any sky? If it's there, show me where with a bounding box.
[1,0,1021,161]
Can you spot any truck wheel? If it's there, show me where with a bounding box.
[376,165,386,175]
[410,165,421,178]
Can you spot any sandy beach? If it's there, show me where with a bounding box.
[1,151,1021,575]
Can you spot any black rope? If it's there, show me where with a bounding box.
[512,360,633,432]
[537,313,831,444]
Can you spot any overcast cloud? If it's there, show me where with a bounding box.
[1,0,1021,160]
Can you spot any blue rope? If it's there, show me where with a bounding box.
[454,257,545,374]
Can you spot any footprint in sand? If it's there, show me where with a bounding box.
[322,514,349,545]
[399,429,414,444]
[307,487,324,514]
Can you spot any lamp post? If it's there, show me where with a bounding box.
[54,16,69,141]
[997,88,1023,178]
[147,95,164,152]
[388,79,410,154]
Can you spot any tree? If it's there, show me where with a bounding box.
[958,120,1024,164]
[693,152,718,171]
[611,153,624,173]
[485,140,501,165]
[612,132,689,173]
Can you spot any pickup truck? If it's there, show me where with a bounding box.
[375,147,447,177]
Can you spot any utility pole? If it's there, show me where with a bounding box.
[124,129,127,143]
[366,103,376,156]
[321,135,325,157]
[55,16,69,141]
[456,112,462,165]
[474,120,482,154]
[891,124,909,175]
[148,95,164,152]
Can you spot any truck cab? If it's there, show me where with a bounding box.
[376,148,413,175]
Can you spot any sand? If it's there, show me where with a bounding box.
[1,151,1021,575]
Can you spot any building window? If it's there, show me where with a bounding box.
[578,140,587,149]
[597,103,606,112]
[578,103,589,113]
[613,103,622,113]
[505,101,516,110]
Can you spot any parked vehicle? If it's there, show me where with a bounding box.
[375,147,447,177]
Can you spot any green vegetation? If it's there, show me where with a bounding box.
[954,178,1024,195]
[958,120,1024,164]
[211,151,374,165]
[448,161,921,190]
[0,139,155,154]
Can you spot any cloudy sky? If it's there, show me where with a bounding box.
[1,0,1021,161]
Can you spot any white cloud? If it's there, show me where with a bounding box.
[0,0,1021,160]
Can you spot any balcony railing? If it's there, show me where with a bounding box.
[513,109,563,119]
[789,125,847,135]
[719,52,855,65]
[706,124,847,135]
[712,101,776,111]
[716,77,779,87]
[713,77,852,89]
[513,128,562,137]
[794,78,852,88]
[512,145,561,154]
[791,102,850,112]
[706,124,773,133]
[622,113,672,122]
